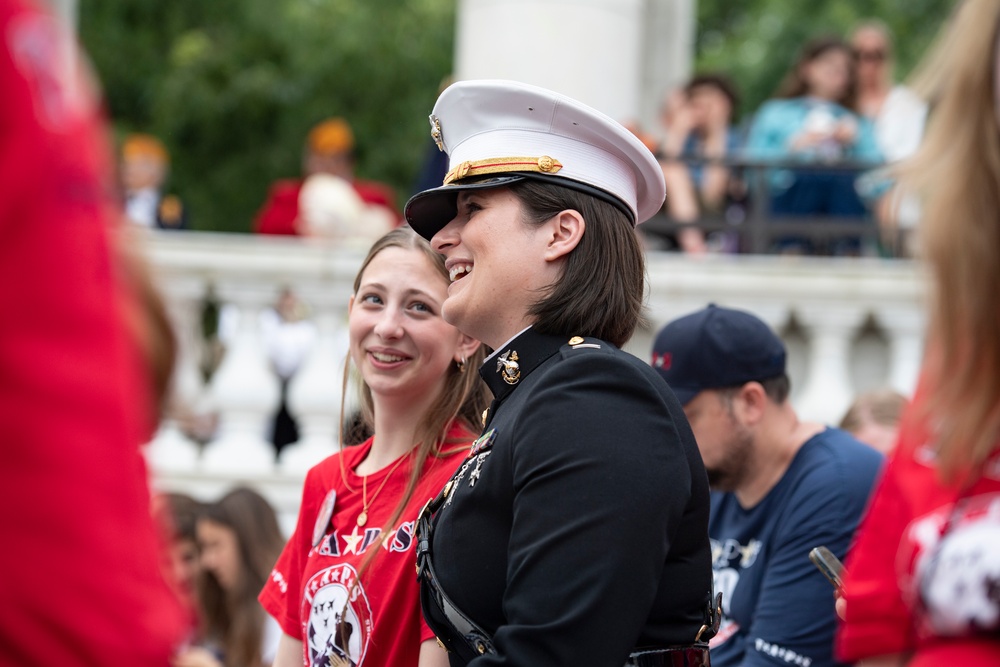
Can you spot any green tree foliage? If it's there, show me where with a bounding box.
[694,0,956,123]
[80,0,456,232]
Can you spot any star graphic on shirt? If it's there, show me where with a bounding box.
[342,525,364,555]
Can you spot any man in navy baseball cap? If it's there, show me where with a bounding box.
[651,304,787,406]
[649,304,884,667]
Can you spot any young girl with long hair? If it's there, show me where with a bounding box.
[175,487,286,667]
[260,227,488,667]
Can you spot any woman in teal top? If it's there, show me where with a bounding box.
[746,36,883,253]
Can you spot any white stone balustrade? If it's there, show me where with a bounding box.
[143,231,926,528]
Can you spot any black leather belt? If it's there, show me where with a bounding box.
[625,645,711,666]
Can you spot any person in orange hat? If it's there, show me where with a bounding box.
[253,117,400,236]
[121,132,189,230]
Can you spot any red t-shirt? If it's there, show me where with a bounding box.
[253,178,401,235]
[260,427,471,666]
[837,384,1000,666]
[0,1,189,665]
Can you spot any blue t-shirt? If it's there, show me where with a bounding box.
[709,427,883,667]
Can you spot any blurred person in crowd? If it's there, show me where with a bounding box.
[174,487,286,667]
[154,492,207,607]
[850,21,927,164]
[260,228,487,667]
[746,36,882,254]
[653,304,883,667]
[850,20,928,256]
[658,73,745,254]
[837,2,1000,664]
[253,117,399,236]
[296,172,394,246]
[0,0,189,664]
[259,287,317,451]
[839,387,909,455]
[121,132,189,230]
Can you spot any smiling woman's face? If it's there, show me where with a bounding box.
[430,187,558,348]
[348,246,466,405]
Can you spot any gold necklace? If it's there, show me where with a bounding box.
[358,452,411,527]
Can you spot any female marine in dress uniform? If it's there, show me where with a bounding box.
[405,80,719,667]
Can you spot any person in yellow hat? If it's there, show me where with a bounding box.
[121,133,189,230]
[253,117,400,236]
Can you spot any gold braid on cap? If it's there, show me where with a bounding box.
[444,155,563,185]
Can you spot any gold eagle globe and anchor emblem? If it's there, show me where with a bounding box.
[497,350,520,385]
[429,114,444,152]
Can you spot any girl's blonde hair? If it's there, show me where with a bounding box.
[902,0,1000,482]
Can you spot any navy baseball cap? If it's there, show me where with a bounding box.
[651,304,786,406]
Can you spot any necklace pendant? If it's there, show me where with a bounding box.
[357,511,368,527]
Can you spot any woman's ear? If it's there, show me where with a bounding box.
[454,333,482,364]
[347,294,355,315]
[542,209,586,263]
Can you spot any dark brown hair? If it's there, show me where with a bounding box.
[686,72,741,116]
[775,35,858,111]
[509,180,646,348]
[196,487,285,667]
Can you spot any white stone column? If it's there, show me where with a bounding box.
[456,0,640,123]
[202,282,281,474]
[879,306,926,397]
[638,0,695,131]
[794,304,868,425]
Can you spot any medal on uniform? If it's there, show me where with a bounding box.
[468,429,497,487]
[312,489,336,547]
[469,429,496,457]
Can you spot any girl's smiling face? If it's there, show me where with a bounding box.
[349,246,469,404]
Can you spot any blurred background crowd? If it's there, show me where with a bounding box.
[83,0,953,257]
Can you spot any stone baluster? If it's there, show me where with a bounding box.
[879,305,926,397]
[280,295,352,474]
[146,274,206,472]
[793,304,868,425]
[202,280,281,474]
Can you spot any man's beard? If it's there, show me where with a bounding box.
[705,423,754,493]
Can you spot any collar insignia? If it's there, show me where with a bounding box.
[497,350,520,385]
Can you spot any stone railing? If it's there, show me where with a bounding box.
[142,230,926,526]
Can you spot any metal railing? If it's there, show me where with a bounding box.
[643,156,901,256]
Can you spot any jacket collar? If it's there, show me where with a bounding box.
[480,328,568,402]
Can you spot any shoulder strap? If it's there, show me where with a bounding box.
[416,486,497,657]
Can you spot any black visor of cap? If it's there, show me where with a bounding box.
[404,172,636,241]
